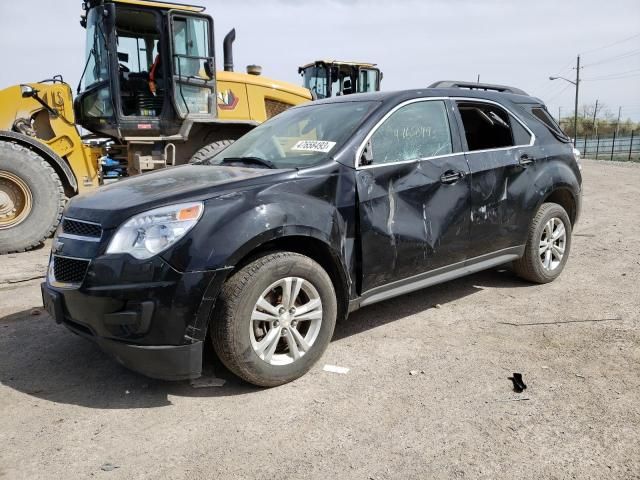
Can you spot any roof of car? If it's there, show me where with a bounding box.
[305,87,541,107]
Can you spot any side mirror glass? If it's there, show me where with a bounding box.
[360,139,373,166]
[20,85,36,98]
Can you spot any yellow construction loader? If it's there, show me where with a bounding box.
[0,0,311,254]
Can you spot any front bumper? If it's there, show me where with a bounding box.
[42,254,229,381]
[62,312,203,380]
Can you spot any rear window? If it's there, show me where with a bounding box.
[530,107,571,142]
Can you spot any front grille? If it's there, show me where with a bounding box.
[265,99,293,119]
[62,218,102,238]
[52,256,90,284]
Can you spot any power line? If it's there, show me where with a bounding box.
[546,83,573,103]
[582,49,640,67]
[580,32,640,55]
[587,68,640,79]
[584,74,640,81]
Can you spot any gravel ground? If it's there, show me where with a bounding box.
[1,159,638,479]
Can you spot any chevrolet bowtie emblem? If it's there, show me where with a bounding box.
[52,239,64,254]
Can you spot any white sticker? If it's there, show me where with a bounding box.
[291,140,337,153]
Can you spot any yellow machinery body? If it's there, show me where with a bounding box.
[0,82,102,192]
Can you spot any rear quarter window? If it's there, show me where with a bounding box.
[530,107,571,142]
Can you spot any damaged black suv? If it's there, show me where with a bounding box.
[42,81,582,386]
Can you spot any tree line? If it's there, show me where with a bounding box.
[557,103,638,137]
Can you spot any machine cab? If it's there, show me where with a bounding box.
[74,0,216,140]
[298,60,381,99]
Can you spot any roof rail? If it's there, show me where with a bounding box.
[428,80,528,96]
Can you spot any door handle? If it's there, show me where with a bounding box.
[519,154,535,167]
[440,170,465,184]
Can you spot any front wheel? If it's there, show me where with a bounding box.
[513,202,572,283]
[211,252,337,387]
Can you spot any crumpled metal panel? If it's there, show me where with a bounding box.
[356,154,470,292]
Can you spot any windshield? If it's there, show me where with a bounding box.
[206,101,380,169]
[83,7,110,88]
[301,66,329,99]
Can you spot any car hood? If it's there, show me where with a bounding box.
[64,164,292,228]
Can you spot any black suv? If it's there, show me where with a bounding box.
[41,81,582,386]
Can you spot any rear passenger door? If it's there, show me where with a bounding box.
[453,100,535,259]
[356,99,471,292]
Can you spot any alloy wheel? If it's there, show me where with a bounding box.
[539,217,566,271]
[250,277,323,366]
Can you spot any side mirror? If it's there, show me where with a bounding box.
[360,139,374,166]
[204,58,214,80]
[20,85,36,98]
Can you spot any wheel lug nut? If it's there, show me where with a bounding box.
[278,307,286,315]
[289,307,296,314]
[273,320,279,327]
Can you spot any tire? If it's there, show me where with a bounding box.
[0,141,66,254]
[189,139,235,164]
[513,202,572,284]
[211,252,337,387]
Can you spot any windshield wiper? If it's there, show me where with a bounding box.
[221,157,276,169]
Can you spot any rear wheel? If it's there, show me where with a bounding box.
[189,139,235,164]
[211,252,337,387]
[0,141,65,254]
[513,202,572,283]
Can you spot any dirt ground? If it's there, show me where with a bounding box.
[0,159,638,480]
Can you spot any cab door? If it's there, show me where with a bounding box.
[168,11,216,119]
[356,99,471,291]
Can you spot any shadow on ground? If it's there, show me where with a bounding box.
[0,268,528,410]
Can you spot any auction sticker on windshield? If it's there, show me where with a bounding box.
[291,140,337,153]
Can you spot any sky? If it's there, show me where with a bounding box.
[0,0,639,121]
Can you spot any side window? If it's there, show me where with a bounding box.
[457,102,531,151]
[370,100,453,165]
[173,16,210,79]
[531,106,570,141]
[358,69,379,93]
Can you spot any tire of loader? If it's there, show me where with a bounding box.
[189,139,235,164]
[0,141,66,254]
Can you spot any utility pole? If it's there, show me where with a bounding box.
[549,55,581,146]
[592,100,599,137]
[573,55,580,147]
[615,106,622,136]
[558,106,562,123]
[477,74,480,84]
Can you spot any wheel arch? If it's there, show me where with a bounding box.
[0,130,78,196]
[227,231,351,323]
[542,187,578,225]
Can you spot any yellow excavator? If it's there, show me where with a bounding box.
[0,0,312,254]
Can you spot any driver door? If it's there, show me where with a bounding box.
[168,11,216,119]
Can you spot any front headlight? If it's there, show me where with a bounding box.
[106,202,204,259]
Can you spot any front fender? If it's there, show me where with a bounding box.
[163,182,351,274]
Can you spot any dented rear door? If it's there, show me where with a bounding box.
[356,99,471,292]
[453,100,536,259]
